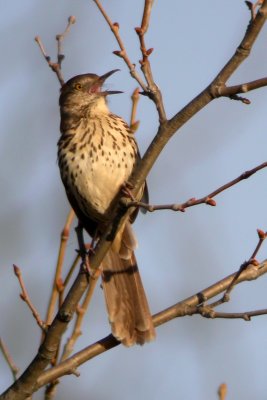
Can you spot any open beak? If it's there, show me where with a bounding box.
[98,69,123,95]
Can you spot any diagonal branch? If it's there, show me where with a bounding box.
[124,162,267,212]
[36,260,267,386]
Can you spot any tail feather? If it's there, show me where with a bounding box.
[101,223,155,346]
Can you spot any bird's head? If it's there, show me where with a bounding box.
[59,69,122,110]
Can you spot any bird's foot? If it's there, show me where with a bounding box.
[121,181,136,201]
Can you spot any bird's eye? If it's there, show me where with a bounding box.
[74,83,82,90]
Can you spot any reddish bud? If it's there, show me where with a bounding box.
[20,293,26,301]
[257,229,266,239]
[113,50,123,58]
[113,22,119,29]
[146,48,154,56]
[206,198,216,206]
[135,27,142,34]
[250,258,259,266]
[13,264,20,276]
[56,278,64,292]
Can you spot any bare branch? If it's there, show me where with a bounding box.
[61,271,101,361]
[129,88,140,132]
[124,162,267,212]
[35,16,76,86]
[45,209,75,327]
[36,260,267,386]
[221,228,267,301]
[13,265,46,331]
[217,76,267,98]
[135,0,166,122]
[197,306,267,321]
[93,0,166,122]
[93,0,147,90]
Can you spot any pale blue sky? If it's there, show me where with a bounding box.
[1,1,267,399]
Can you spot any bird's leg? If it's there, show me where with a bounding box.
[121,181,136,201]
[75,222,91,275]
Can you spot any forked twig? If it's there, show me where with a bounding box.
[93,0,146,90]
[93,0,166,122]
[221,228,267,300]
[35,16,76,86]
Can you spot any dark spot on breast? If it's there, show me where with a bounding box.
[69,144,77,153]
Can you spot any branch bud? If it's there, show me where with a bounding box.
[135,27,143,35]
[146,48,154,56]
[68,16,76,24]
[250,258,259,266]
[257,229,266,239]
[206,198,216,206]
[113,22,120,30]
[13,264,20,277]
[113,50,123,58]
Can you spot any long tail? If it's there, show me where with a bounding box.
[101,223,155,346]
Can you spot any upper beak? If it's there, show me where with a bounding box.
[98,69,123,95]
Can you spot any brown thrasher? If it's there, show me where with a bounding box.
[58,70,155,346]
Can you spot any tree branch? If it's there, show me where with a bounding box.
[13,265,46,331]
[123,162,267,212]
[36,260,267,387]
[35,16,76,86]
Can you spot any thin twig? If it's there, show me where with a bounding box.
[35,16,76,86]
[221,228,267,300]
[130,88,140,132]
[13,265,46,331]
[61,271,101,361]
[0,338,19,381]
[218,383,227,400]
[124,162,267,212]
[93,0,166,122]
[93,0,146,90]
[214,76,267,100]
[198,306,267,321]
[45,209,75,327]
[135,0,166,122]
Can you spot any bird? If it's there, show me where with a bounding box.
[57,69,155,346]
